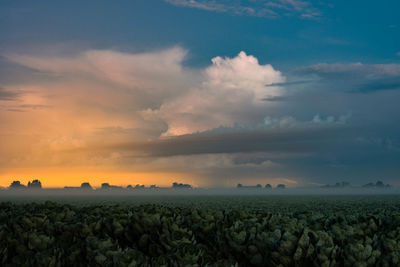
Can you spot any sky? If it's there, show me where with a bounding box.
[0,0,399,188]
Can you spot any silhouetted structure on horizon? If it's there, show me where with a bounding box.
[265,184,272,189]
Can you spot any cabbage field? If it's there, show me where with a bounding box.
[1,195,400,266]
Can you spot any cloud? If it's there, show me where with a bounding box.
[263,113,351,128]
[297,63,400,93]
[300,63,400,77]
[0,47,198,175]
[0,86,20,101]
[262,95,292,102]
[164,0,321,19]
[6,47,192,104]
[206,51,284,99]
[356,77,400,93]
[265,80,315,87]
[77,113,351,160]
[143,51,285,136]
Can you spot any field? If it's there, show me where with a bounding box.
[1,195,400,266]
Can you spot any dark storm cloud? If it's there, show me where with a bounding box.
[232,155,272,166]
[198,125,400,185]
[146,128,333,156]
[91,125,354,157]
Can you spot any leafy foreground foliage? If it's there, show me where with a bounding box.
[1,196,400,266]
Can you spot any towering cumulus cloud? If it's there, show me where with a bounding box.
[144,51,285,136]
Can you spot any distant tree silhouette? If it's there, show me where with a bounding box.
[80,182,92,190]
[277,184,286,189]
[265,184,272,189]
[9,180,25,189]
[237,183,265,189]
[100,183,122,190]
[172,182,192,189]
[150,185,158,189]
[363,182,375,188]
[126,185,133,189]
[322,181,351,188]
[28,179,42,189]
[363,181,391,188]
[341,181,350,187]
[134,184,145,189]
[101,183,111,189]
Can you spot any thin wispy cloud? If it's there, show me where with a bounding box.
[0,86,20,101]
[298,63,400,93]
[265,80,315,87]
[164,0,322,19]
[300,63,400,77]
